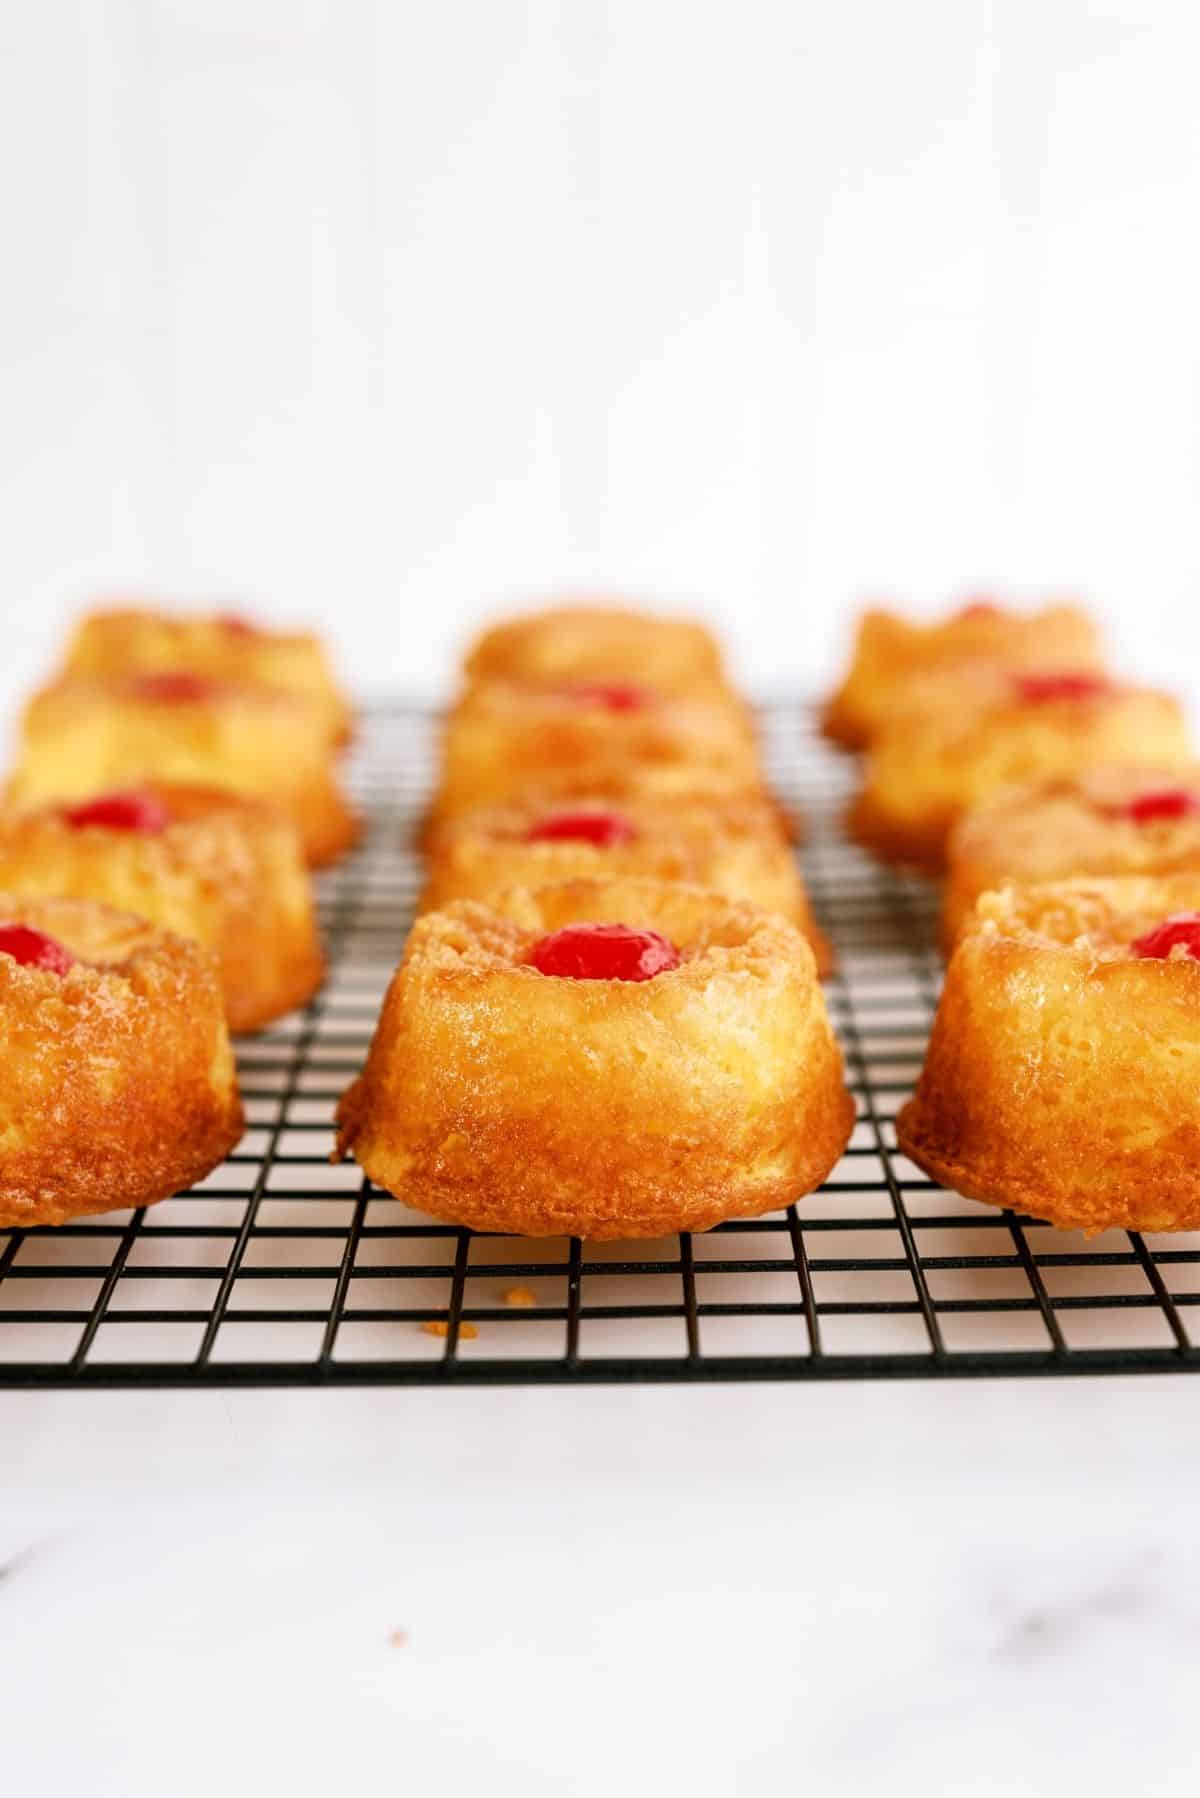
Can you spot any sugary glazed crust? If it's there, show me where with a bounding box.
[64,606,353,746]
[463,604,727,693]
[335,876,854,1237]
[0,785,324,1032]
[897,877,1200,1233]
[821,603,1103,751]
[419,794,832,975]
[850,669,1191,871]
[0,895,243,1228]
[941,765,1200,951]
[8,677,358,868]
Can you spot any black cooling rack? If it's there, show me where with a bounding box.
[2,700,1198,1387]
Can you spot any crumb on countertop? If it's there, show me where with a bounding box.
[421,1319,479,1340]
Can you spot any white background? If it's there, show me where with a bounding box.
[6,8,1200,1790]
[2,0,1199,709]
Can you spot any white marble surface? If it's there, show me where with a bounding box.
[5,1378,1199,1795]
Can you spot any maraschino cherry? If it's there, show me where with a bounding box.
[1131,912,1200,961]
[131,671,216,703]
[556,681,649,713]
[0,924,74,975]
[63,791,171,834]
[1013,672,1111,704]
[526,923,680,981]
[525,811,637,848]
[1124,789,1200,826]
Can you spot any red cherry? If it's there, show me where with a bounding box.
[525,810,637,848]
[63,791,171,834]
[556,681,650,712]
[526,922,681,981]
[131,671,216,702]
[0,924,74,975]
[1124,789,1200,825]
[1013,672,1112,704]
[1131,912,1200,961]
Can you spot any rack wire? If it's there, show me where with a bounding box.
[2,700,1198,1387]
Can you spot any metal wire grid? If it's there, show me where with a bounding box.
[1,699,1199,1387]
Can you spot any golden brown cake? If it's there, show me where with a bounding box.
[942,767,1200,951]
[850,669,1191,871]
[0,784,324,1031]
[898,877,1200,1233]
[420,793,831,974]
[418,760,794,854]
[8,674,358,867]
[822,600,1104,750]
[63,605,353,746]
[335,876,854,1238]
[463,604,727,694]
[434,676,761,828]
[0,896,243,1229]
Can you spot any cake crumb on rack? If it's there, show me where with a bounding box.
[502,1285,537,1308]
[421,1319,478,1340]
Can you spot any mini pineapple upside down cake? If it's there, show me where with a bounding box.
[335,877,853,1238]
[8,673,358,867]
[0,783,324,1030]
[898,875,1200,1234]
[0,895,243,1229]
